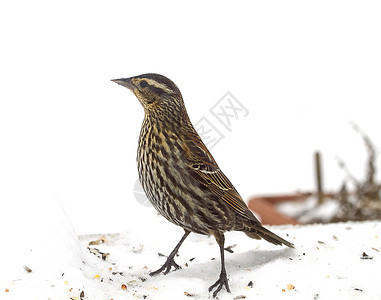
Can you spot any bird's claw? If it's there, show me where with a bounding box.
[149,256,181,276]
[208,271,230,298]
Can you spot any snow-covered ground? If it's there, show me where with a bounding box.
[1,2,381,299]
[2,195,380,300]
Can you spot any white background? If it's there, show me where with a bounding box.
[1,0,380,234]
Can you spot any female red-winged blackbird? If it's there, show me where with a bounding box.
[112,74,293,297]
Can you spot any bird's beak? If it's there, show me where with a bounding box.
[111,78,135,91]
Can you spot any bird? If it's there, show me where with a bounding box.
[112,73,294,297]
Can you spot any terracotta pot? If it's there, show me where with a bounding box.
[247,193,310,225]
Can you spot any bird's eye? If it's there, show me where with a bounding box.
[140,80,148,88]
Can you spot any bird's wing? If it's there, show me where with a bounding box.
[183,131,260,224]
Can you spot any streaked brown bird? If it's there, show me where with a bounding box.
[112,73,294,297]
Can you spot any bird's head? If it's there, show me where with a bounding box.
[112,73,187,121]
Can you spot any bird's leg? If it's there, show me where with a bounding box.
[149,230,190,276]
[209,233,230,298]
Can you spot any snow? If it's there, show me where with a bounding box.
[1,195,380,300]
[277,196,342,224]
[1,1,381,299]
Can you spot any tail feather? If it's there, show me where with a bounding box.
[245,225,294,248]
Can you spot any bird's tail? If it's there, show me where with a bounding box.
[245,225,294,248]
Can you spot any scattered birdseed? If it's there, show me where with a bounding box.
[88,247,110,261]
[286,284,295,291]
[234,296,246,300]
[121,284,127,290]
[112,272,124,276]
[80,290,85,300]
[184,291,195,297]
[360,252,373,260]
[89,237,107,245]
[247,281,253,288]
[24,266,32,273]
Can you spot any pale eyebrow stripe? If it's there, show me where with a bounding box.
[144,78,174,94]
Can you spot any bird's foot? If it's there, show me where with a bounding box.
[208,270,230,298]
[149,255,181,276]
